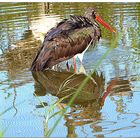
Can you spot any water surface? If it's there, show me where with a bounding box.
[0,2,140,138]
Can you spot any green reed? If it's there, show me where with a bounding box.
[0,128,7,138]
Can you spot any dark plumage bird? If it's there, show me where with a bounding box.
[31,8,115,71]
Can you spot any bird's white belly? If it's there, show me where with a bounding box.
[74,39,93,62]
[75,52,84,62]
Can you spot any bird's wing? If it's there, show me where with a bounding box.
[43,15,93,41]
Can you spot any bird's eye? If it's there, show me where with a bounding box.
[92,10,96,18]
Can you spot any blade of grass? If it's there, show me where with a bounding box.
[0,100,25,116]
[46,108,66,137]
[0,100,26,137]
[0,127,8,138]
[34,93,48,109]
[48,109,64,120]
[0,131,5,137]
[47,92,74,113]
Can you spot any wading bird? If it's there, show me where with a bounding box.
[31,8,115,71]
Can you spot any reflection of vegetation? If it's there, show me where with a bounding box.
[109,77,132,113]
[0,2,124,54]
[0,98,25,117]
[0,3,45,52]
[0,99,25,137]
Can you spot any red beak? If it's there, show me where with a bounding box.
[95,15,116,33]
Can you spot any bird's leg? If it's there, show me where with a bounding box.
[56,64,59,70]
[73,56,77,73]
[66,61,70,71]
[79,63,86,74]
[78,59,97,85]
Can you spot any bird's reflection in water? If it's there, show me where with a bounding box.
[32,70,106,137]
[32,70,105,104]
[32,70,132,137]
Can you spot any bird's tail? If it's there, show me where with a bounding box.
[30,58,51,71]
[30,47,52,71]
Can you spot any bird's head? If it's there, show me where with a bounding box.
[84,8,116,33]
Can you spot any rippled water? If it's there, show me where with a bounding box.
[0,2,140,138]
